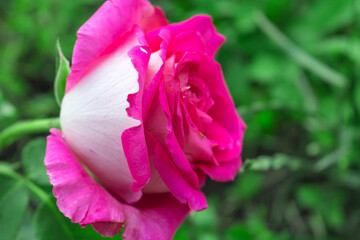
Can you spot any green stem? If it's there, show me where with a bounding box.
[254,11,347,88]
[0,118,60,152]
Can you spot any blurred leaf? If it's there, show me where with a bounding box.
[255,11,347,88]
[294,72,318,113]
[234,3,257,34]
[54,40,70,106]
[246,208,291,240]
[20,93,58,118]
[229,172,264,201]
[356,79,360,110]
[0,91,18,129]
[248,54,285,83]
[309,37,360,66]
[255,110,276,133]
[292,0,352,40]
[173,222,190,240]
[264,0,292,21]
[0,182,29,240]
[190,202,217,230]
[34,198,120,240]
[243,154,302,172]
[296,185,324,209]
[190,200,219,238]
[0,174,16,200]
[308,211,326,238]
[15,209,37,240]
[33,200,76,240]
[226,224,252,240]
[314,129,352,172]
[21,138,49,185]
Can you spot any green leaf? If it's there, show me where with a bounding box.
[296,185,324,209]
[21,138,49,185]
[173,222,190,240]
[190,201,217,230]
[229,172,264,201]
[33,198,114,240]
[33,200,75,240]
[226,224,252,240]
[293,0,352,39]
[0,90,18,128]
[0,174,16,201]
[188,200,219,239]
[15,209,37,240]
[243,154,303,172]
[54,39,70,106]
[356,78,360,111]
[0,182,29,240]
[314,129,352,172]
[255,11,347,88]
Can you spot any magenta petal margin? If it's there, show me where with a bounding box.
[45,129,188,239]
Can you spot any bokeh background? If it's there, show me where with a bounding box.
[1,0,360,239]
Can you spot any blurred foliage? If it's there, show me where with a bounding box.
[1,0,360,239]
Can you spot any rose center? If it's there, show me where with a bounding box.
[181,76,214,113]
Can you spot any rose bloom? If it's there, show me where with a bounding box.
[45,0,246,239]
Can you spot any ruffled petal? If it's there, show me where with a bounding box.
[196,157,242,182]
[67,0,167,92]
[45,129,189,239]
[181,52,246,161]
[122,44,151,192]
[141,31,207,209]
[44,128,125,237]
[122,193,189,240]
[159,80,200,188]
[146,130,207,211]
[147,15,225,57]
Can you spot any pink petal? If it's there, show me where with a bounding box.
[158,80,200,188]
[182,52,246,160]
[122,44,151,192]
[147,15,225,57]
[60,29,145,204]
[44,128,125,236]
[146,131,208,211]
[196,157,242,182]
[142,33,207,206]
[139,6,168,33]
[66,0,167,92]
[45,128,189,239]
[122,193,189,240]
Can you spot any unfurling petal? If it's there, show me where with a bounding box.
[66,0,167,92]
[45,129,189,239]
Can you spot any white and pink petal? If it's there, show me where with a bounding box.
[45,129,189,239]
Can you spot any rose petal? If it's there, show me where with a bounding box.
[122,193,189,240]
[143,32,205,199]
[67,0,167,92]
[159,80,200,188]
[60,30,144,203]
[44,128,125,237]
[146,131,207,211]
[45,129,189,239]
[123,44,151,192]
[181,52,246,162]
[147,15,225,57]
[196,156,242,182]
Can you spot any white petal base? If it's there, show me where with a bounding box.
[60,45,141,203]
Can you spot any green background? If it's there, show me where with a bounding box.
[1,0,360,239]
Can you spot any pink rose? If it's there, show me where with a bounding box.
[45,0,246,239]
